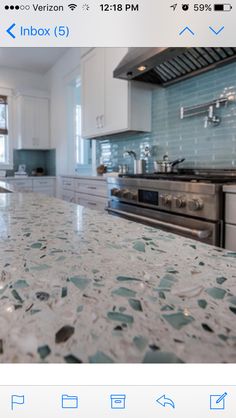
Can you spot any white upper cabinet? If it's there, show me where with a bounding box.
[81,48,152,139]
[15,95,50,149]
[81,48,105,138]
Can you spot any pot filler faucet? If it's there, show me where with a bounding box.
[124,150,137,159]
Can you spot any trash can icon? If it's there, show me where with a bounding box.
[110,394,126,409]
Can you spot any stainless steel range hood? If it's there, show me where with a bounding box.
[114,47,236,86]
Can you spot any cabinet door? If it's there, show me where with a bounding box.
[34,98,50,149]
[16,96,50,149]
[61,189,76,203]
[225,224,236,251]
[81,48,105,138]
[104,48,129,134]
[21,97,36,149]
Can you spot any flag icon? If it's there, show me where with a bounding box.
[11,395,25,410]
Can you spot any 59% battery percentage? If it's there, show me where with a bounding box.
[193,4,212,11]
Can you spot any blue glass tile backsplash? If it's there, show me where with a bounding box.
[7,149,56,176]
[96,62,236,173]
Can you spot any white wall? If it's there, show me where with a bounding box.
[0,67,47,92]
[45,48,85,176]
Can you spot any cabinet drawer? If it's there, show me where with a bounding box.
[225,194,236,224]
[61,189,76,203]
[75,179,107,197]
[61,177,75,191]
[76,193,107,211]
[33,178,54,188]
[225,223,236,251]
[9,179,33,190]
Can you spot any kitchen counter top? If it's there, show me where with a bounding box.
[223,184,236,193]
[2,176,56,180]
[0,193,236,363]
[61,174,108,181]
[0,181,14,193]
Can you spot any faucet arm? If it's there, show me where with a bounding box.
[124,150,137,159]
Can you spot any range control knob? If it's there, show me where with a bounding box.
[111,188,120,197]
[188,198,204,211]
[163,194,172,206]
[122,189,132,199]
[160,194,172,206]
[175,196,186,208]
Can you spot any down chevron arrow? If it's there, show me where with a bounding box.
[209,25,225,35]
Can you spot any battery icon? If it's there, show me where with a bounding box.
[214,4,232,11]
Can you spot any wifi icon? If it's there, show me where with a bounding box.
[68,3,78,11]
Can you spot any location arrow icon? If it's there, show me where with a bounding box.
[156,394,175,408]
[6,23,16,39]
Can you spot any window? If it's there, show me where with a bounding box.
[0,95,9,165]
[73,80,92,166]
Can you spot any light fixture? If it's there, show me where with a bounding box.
[137,65,147,72]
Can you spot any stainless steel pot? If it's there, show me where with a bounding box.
[134,159,146,174]
[154,155,185,173]
[118,164,129,175]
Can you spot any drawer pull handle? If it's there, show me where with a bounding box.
[87,186,97,190]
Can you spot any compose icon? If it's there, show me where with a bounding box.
[210,392,227,410]
[61,394,79,409]
[110,394,126,409]
[11,395,25,411]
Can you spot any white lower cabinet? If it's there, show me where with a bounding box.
[61,189,76,203]
[75,193,107,211]
[6,178,56,196]
[61,176,107,211]
[32,178,55,196]
[224,189,236,251]
[8,179,33,191]
[225,224,236,251]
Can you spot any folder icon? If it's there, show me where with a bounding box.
[61,394,79,409]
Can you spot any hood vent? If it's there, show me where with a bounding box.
[114,47,236,86]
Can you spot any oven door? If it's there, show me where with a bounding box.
[107,201,221,246]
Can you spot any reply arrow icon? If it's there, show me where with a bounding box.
[156,394,175,408]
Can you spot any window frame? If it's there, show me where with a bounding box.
[0,88,13,170]
[65,68,96,175]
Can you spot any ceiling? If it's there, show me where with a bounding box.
[0,48,69,73]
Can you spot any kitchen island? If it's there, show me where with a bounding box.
[0,192,236,363]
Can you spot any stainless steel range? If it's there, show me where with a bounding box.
[107,170,236,246]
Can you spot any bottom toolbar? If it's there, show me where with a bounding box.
[0,386,235,417]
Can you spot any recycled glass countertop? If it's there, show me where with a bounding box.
[0,192,236,363]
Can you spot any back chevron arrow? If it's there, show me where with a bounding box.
[6,23,16,39]
[156,394,175,408]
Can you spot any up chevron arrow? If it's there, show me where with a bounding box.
[209,25,225,35]
[179,26,195,36]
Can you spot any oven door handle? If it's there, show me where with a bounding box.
[107,208,212,239]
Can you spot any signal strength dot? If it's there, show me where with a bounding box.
[68,3,78,11]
